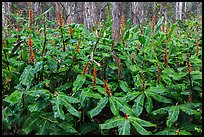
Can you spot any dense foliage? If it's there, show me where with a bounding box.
[2,6,202,135]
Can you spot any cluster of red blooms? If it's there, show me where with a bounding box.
[186,54,191,74]
[103,80,112,97]
[69,26,73,35]
[164,48,168,66]
[151,15,156,31]
[93,67,97,87]
[76,37,81,53]
[111,31,117,51]
[82,62,89,75]
[28,38,35,63]
[56,2,63,27]
[111,53,121,80]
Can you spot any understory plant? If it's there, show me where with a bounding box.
[2,5,202,135]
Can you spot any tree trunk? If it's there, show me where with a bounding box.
[176,2,179,20]
[84,2,96,31]
[112,2,123,42]
[179,2,183,20]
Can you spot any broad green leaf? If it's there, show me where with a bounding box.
[129,116,156,127]
[114,97,134,116]
[62,99,81,118]
[100,116,124,130]
[51,95,65,120]
[79,122,98,135]
[144,94,153,114]
[178,130,192,135]
[19,65,34,87]
[146,86,168,94]
[59,92,81,118]
[47,56,57,72]
[132,93,145,117]
[179,106,200,116]
[4,90,22,104]
[148,92,172,103]
[22,116,39,134]
[84,90,103,99]
[73,74,86,91]
[155,34,165,47]
[119,80,131,93]
[154,16,164,33]
[166,106,180,127]
[32,61,44,74]
[95,86,106,96]
[154,127,176,135]
[56,82,72,92]
[38,119,47,135]
[169,72,187,80]
[58,91,79,103]
[118,119,130,135]
[109,96,119,116]
[26,89,51,98]
[123,91,141,102]
[167,23,176,38]
[131,120,151,135]
[161,75,172,85]
[151,107,170,116]
[88,97,108,118]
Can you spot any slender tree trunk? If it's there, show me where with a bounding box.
[176,2,179,20]
[84,2,96,31]
[112,2,123,42]
[179,2,183,20]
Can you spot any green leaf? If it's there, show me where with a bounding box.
[59,92,81,118]
[79,122,98,135]
[109,96,119,116]
[19,65,34,87]
[179,106,200,116]
[118,119,130,135]
[154,16,164,33]
[84,89,103,99]
[4,90,22,104]
[167,23,176,38]
[155,34,165,47]
[131,120,151,135]
[32,61,44,74]
[100,116,124,130]
[114,97,134,116]
[178,130,192,135]
[154,127,176,135]
[166,106,180,127]
[151,107,170,116]
[148,92,172,103]
[145,94,153,114]
[51,95,65,120]
[88,97,108,118]
[22,116,39,134]
[56,82,72,92]
[132,93,145,117]
[47,56,57,72]
[119,80,131,93]
[169,72,187,80]
[123,91,141,102]
[26,89,51,98]
[129,116,156,127]
[73,74,86,91]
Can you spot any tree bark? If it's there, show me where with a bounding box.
[112,2,123,42]
[84,2,96,31]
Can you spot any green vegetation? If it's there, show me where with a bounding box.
[2,8,202,135]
